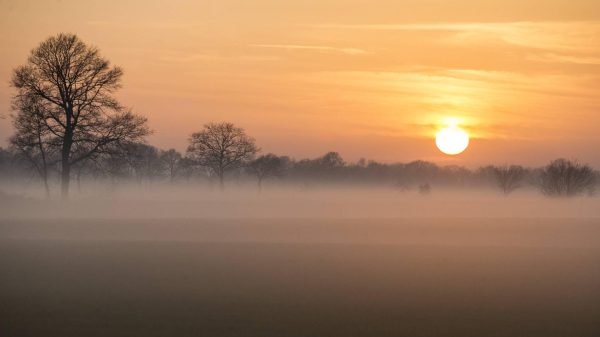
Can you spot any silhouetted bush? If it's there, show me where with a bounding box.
[492,165,527,195]
[539,159,596,197]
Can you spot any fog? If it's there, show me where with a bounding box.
[1,183,600,337]
[2,182,600,220]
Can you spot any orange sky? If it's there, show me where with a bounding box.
[1,0,600,167]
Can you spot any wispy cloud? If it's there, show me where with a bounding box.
[527,53,600,65]
[313,21,600,52]
[251,44,368,55]
[156,53,280,63]
[86,20,207,30]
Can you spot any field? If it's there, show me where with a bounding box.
[1,212,600,336]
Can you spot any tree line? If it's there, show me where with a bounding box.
[1,141,597,197]
[1,33,598,198]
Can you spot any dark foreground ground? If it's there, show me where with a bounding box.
[1,218,599,337]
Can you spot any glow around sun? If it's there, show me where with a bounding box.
[435,124,470,155]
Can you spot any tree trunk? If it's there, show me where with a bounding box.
[60,128,73,200]
[219,173,225,191]
[170,164,175,185]
[42,173,50,199]
[61,161,70,199]
[77,167,82,194]
[36,121,50,199]
[257,177,263,193]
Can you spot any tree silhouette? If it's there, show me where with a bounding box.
[248,153,285,191]
[187,122,258,190]
[122,143,163,185]
[539,159,595,196]
[11,33,149,199]
[319,152,345,169]
[492,165,526,195]
[160,149,183,184]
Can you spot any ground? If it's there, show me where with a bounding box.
[1,217,599,337]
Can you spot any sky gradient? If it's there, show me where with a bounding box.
[1,0,599,166]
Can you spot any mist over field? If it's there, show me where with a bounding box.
[1,183,600,220]
[2,182,600,337]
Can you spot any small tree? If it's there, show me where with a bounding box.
[178,157,198,182]
[319,152,345,169]
[539,159,595,197]
[187,122,258,189]
[159,149,182,184]
[248,154,284,191]
[123,143,163,185]
[492,165,526,195]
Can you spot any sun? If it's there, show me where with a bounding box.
[436,125,469,155]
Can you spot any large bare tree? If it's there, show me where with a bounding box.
[187,122,258,189]
[11,33,150,199]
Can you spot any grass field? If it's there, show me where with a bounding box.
[1,217,599,337]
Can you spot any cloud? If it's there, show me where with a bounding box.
[251,44,368,55]
[156,52,280,63]
[313,21,600,52]
[527,53,600,65]
[86,20,206,30]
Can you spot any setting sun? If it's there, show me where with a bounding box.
[436,125,470,155]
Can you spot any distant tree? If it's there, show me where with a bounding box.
[492,165,526,195]
[178,157,198,182]
[0,148,10,168]
[11,33,150,199]
[318,152,345,169]
[160,149,182,184]
[418,183,431,195]
[187,122,258,189]
[99,149,131,185]
[248,153,284,191]
[539,159,596,196]
[398,160,439,187]
[0,148,25,181]
[475,165,497,186]
[123,143,162,185]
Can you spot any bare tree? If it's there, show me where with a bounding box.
[187,122,258,190]
[178,157,198,182]
[9,95,56,197]
[122,143,163,186]
[492,165,526,195]
[539,159,596,196]
[160,149,182,184]
[11,33,150,199]
[248,153,284,192]
[319,152,345,169]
